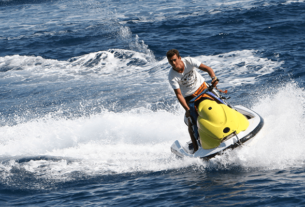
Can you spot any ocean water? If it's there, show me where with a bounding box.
[1,0,305,206]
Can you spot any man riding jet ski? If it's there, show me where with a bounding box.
[166,49,264,160]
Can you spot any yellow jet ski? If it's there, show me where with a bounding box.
[170,85,264,160]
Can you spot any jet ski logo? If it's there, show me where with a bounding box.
[181,70,197,88]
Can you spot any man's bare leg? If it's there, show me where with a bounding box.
[188,118,198,152]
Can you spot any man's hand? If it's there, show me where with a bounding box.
[211,76,219,87]
[185,110,191,117]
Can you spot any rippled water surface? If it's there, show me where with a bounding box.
[1,0,305,206]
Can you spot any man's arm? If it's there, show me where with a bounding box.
[198,63,218,85]
[198,63,216,78]
[174,88,190,116]
[174,89,197,151]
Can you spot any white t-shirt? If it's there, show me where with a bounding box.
[168,57,205,97]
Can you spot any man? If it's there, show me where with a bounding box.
[167,49,218,152]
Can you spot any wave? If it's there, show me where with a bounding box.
[0,106,197,190]
[0,49,154,79]
[0,83,305,190]
[0,48,283,123]
[0,49,281,83]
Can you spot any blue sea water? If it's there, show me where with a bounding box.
[1,0,305,206]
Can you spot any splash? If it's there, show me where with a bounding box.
[118,26,132,41]
[118,26,156,62]
[0,106,199,187]
[208,83,305,170]
[2,83,305,177]
[129,35,156,62]
[1,82,305,190]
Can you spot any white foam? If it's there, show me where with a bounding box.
[0,49,154,84]
[208,83,305,170]
[0,48,286,181]
[283,0,305,4]
[1,83,304,183]
[0,49,282,103]
[157,50,283,89]
[194,50,283,87]
[0,107,199,179]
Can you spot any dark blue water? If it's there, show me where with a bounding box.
[1,0,305,206]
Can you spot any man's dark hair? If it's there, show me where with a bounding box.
[166,49,180,59]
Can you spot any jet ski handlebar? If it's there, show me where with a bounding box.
[208,84,215,91]
[208,78,220,91]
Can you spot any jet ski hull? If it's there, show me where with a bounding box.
[170,105,264,160]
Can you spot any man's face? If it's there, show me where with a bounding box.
[168,54,184,73]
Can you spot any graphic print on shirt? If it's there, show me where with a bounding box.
[181,70,197,88]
